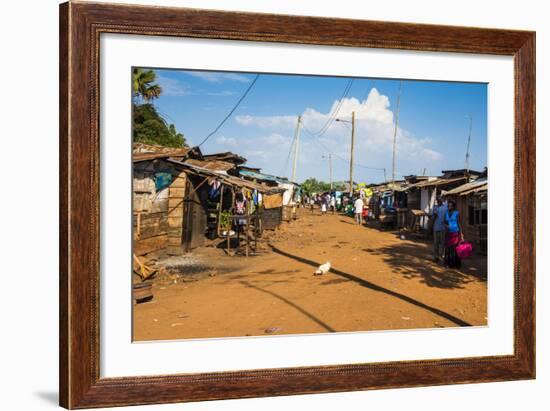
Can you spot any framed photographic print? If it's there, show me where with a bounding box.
[59,1,535,408]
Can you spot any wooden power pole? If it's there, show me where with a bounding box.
[329,153,333,191]
[391,81,403,183]
[291,115,301,183]
[349,111,355,194]
[465,115,473,174]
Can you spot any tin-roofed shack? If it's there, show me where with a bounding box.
[367,169,484,232]
[133,143,288,257]
[238,169,301,226]
[443,175,488,255]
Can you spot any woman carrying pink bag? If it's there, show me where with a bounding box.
[456,240,474,259]
[443,199,464,268]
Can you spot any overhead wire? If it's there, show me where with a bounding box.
[196,74,261,147]
[280,128,297,177]
[301,78,354,138]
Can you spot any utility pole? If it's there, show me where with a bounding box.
[391,81,403,183]
[329,153,333,191]
[349,111,356,194]
[322,154,333,190]
[465,115,473,174]
[291,115,301,183]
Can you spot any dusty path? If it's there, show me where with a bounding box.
[133,208,487,341]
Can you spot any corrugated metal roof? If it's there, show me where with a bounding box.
[444,178,488,196]
[167,158,284,194]
[239,170,296,185]
[132,143,193,162]
[408,176,468,189]
[184,158,235,173]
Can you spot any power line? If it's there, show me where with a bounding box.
[280,127,297,176]
[361,79,377,102]
[196,74,260,147]
[302,79,354,138]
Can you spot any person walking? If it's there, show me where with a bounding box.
[354,196,364,225]
[431,197,447,263]
[320,194,327,215]
[444,199,463,268]
[330,194,336,214]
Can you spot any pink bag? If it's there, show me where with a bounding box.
[456,241,473,259]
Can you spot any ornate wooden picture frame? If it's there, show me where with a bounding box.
[59,1,535,408]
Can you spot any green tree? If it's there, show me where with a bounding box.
[133,68,162,102]
[133,104,186,148]
[301,178,331,195]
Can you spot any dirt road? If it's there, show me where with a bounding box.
[133,208,487,341]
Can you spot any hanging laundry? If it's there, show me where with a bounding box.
[208,179,222,200]
[154,172,172,191]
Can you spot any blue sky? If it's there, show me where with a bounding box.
[143,68,487,184]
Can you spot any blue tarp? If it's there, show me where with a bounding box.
[154,172,172,191]
[238,170,295,185]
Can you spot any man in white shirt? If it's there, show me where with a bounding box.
[354,196,364,225]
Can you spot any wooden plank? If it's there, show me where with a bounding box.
[133,235,167,256]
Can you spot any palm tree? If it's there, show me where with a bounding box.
[132,68,162,102]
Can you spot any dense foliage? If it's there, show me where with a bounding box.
[133,104,186,148]
[132,68,186,148]
[300,178,331,195]
[301,178,350,194]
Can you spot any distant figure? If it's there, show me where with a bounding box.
[330,194,336,214]
[309,196,315,213]
[354,196,364,225]
[234,191,248,244]
[444,199,463,268]
[320,194,328,214]
[431,197,448,263]
[336,195,342,211]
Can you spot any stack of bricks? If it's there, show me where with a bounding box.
[166,170,187,255]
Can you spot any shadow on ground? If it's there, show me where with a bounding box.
[362,242,487,289]
[270,245,472,327]
[240,280,336,332]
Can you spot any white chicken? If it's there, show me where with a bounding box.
[314,261,331,276]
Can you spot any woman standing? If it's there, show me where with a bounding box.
[234,191,247,244]
[320,193,328,215]
[444,199,463,268]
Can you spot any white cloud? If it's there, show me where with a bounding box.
[207,90,237,96]
[231,88,444,180]
[235,114,297,129]
[187,72,250,83]
[215,135,237,147]
[156,75,191,96]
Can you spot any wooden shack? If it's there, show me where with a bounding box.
[443,178,488,255]
[133,143,287,257]
[133,144,199,256]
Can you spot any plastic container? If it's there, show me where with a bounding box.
[456,241,473,259]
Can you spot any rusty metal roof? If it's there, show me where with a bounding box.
[132,143,195,162]
[202,152,247,165]
[184,158,235,173]
[167,158,284,194]
[407,176,468,189]
[444,178,488,196]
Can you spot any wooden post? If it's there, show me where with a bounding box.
[349,111,355,194]
[167,170,187,255]
[391,81,403,183]
[291,115,301,182]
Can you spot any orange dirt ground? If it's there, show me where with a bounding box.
[133,208,487,341]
